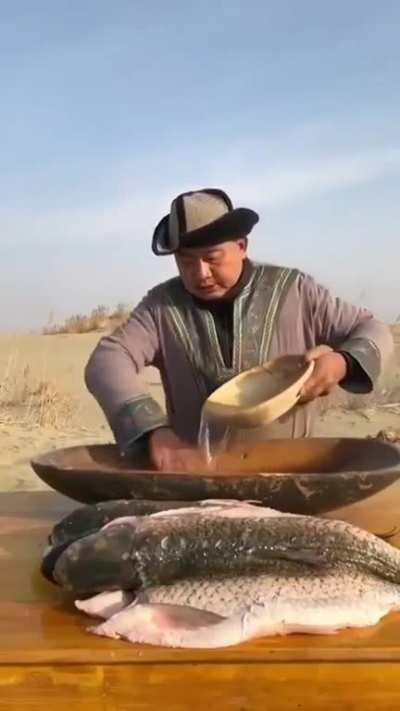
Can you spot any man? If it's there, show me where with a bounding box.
[85,188,393,470]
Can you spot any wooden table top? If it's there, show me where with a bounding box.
[1,487,400,666]
[2,487,400,709]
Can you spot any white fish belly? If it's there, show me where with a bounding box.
[77,567,400,648]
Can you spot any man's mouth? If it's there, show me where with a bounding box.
[197,284,217,292]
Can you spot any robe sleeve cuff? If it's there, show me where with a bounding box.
[335,337,381,394]
[111,395,169,457]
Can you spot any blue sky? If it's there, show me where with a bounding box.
[1,1,399,330]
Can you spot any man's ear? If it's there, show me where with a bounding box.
[237,236,248,254]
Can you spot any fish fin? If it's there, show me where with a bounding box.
[199,499,248,507]
[148,501,280,520]
[198,499,263,508]
[76,590,135,619]
[101,516,139,531]
[89,602,238,647]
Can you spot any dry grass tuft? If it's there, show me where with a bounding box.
[318,325,400,415]
[43,303,132,335]
[319,373,400,415]
[0,355,77,430]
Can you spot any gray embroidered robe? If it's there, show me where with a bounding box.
[85,262,393,452]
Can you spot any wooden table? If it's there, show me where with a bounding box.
[2,490,400,710]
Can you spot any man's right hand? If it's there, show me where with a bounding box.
[149,427,210,472]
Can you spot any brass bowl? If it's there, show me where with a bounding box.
[31,437,400,516]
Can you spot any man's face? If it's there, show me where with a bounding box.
[175,238,248,300]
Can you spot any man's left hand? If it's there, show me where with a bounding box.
[298,345,347,403]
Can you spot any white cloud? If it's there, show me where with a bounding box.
[1,146,399,248]
[0,191,171,248]
[218,148,400,209]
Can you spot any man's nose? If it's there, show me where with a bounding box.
[196,260,211,280]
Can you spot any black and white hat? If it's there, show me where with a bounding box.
[152,188,259,255]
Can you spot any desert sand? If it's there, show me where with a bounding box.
[0,327,399,493]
